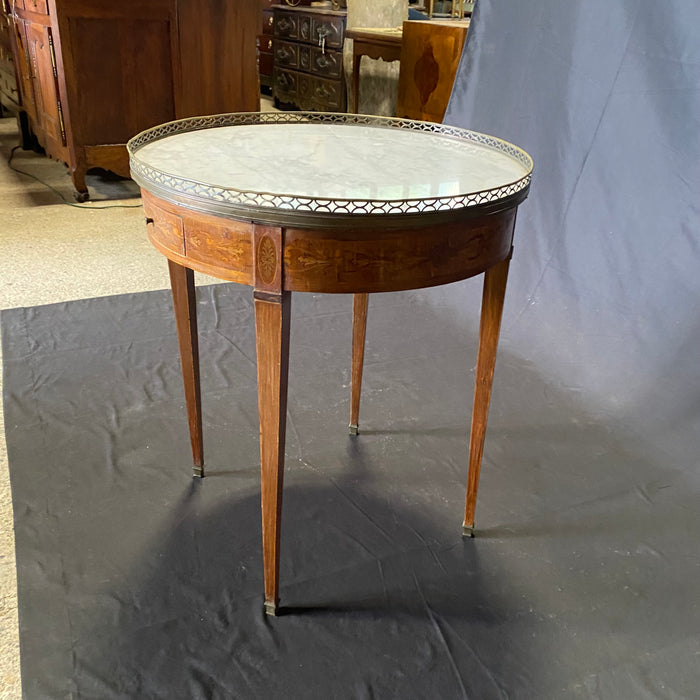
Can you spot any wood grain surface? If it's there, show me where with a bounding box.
[144,189,519,610]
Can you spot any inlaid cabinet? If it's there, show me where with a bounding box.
[272,4,347,112]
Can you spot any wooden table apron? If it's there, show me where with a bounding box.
[141,188,516,615]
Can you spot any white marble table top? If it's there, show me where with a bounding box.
[128,113,532,225]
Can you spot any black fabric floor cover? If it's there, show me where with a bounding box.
[3,284,700,699]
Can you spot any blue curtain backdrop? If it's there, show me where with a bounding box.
[440,0,700,466]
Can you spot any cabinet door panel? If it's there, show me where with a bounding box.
[26,23,65,150]
[62,16,175,145]
[177,0,259,116]
[12,19,37,122]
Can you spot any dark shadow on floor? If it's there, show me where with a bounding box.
[3,284,700,699]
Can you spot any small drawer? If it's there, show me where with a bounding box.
[311,16,344,49]
[262,10,274,36]
[257,34,274,55]
[274,39,299,70]
[274,67,299,102]
[310,75,343,110]
[298,15,312,43]
[308,46,342,78]
[297,72,312,104]
[145,209,185,257]
[274,11,298,41]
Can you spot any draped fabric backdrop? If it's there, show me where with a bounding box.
[441,0,700,468]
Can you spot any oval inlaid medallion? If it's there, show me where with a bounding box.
[257,235,277,285]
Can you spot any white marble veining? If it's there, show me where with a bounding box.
[135,122,528,203]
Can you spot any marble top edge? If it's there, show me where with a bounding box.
[128,112,532,167]
[127,112,532,218]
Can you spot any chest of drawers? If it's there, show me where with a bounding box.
[272,5,347,112]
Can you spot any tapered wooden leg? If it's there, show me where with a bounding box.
[255,291,291,615]
[349,293,369,435]
[463,258,510,537]
[168,260,203,477]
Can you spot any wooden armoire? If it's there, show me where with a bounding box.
[6,0,259,200]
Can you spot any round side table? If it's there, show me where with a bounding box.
[129,112,532,615]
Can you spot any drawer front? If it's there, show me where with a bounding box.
[262,9,274,36]
[311,15,344,49]
[299,46,343,79]
[298,14,312,43]
[144,199,185,257]
[310,74,344,110]
[257,34,274,55]
[274,39,299,70]
[274,11,298,41]
[273,67,299,103]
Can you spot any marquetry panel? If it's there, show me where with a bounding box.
[141,191,254,284]
[142,192,185,256]
[283,210,515,294]
[253,225,284,294]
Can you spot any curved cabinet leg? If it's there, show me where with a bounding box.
[349,293,369,435]
[255,291,291,615]
[464,258,510,536]
[168,260,204,477]
[70,164,88,202]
